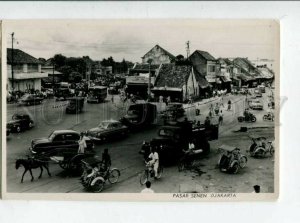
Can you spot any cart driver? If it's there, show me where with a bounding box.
[147,147,159,179]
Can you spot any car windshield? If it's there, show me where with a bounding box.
[98,121,110,129]
[48,132,56,141]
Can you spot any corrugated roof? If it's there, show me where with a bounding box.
[155,64,191,88]
[7,48,41,64]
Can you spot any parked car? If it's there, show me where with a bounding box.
[139,124,210,165]
[30,130,94,155]
[86,120,128,142]
[6,114,34,133]
[18,94,43,106]
[249,99,263,110]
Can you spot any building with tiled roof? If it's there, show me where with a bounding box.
[7,48,47,92]
[141,45,175,65]
[152,63,208,102]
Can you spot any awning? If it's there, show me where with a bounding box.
[220,76,232,82]
[238,74,254,81]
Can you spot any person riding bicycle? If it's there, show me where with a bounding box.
[147,147,159,179]
[244,108,250,120]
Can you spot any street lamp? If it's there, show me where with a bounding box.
[147,59,153,100]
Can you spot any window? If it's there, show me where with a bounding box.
[208,65,216,73]
[65,134,80,141]
[53,134,64,142]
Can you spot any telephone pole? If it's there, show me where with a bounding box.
[186,41,190,59]
[11,32,15,92]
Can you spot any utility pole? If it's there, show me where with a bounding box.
[147,59,153,100]
[11,32,14,92]
[186,41,190,59]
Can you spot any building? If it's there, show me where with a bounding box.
[41,59,63,88]
[141,45,175,65]
[232,58,261,87]
[7,48,47,92]
[125,63,160,99]
[216,58,233,92]
[189,50,218,88]
[152,63,207,102]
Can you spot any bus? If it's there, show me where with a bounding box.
[87,86,107,103]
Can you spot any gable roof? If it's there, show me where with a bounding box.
[142,45,175,60]
[191,50,216,61]
[7,48,41,64]
[218,58,232,66]
[132,63,160,71]
[154,64,191,88]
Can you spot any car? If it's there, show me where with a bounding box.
[249,99,263,110]
[164,103,185,117]
[30,130,94,155]
[86,120,128,142]
[139,124,211,165]
[18,94,43,106]
[6,114,34,133]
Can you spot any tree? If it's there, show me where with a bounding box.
[53,54,66,68]
[38,58,46,64]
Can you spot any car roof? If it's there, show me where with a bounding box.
[53,130,79,135]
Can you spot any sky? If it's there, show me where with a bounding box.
[4,20,279,63]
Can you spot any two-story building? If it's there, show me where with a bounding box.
[7,48,47,92]
[233,58,261,87]
[141,45,175,65]
[189,50,219,89]
[216,58,233,92]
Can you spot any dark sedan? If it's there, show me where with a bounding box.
[86,120,128,142]
[7,114,34,133]
[18,94,43,106]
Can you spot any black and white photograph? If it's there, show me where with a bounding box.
[1,19,279,200]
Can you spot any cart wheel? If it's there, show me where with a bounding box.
[108,169,120,184]
[140,170,148,185]
[93,178,105,192]
[68,156,84,173]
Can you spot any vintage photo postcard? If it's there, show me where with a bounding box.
[1,19,279,201]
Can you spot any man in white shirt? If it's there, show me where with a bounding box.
[141,181,154,193]
[148,147,159,179]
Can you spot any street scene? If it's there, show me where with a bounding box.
[4,20,277,194]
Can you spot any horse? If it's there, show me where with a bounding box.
[15,156,51,183]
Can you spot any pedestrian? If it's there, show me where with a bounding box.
[141,181,154,193]
[204,116,211,128]
[78,132,89,154]
[227,99,232,111]
[111,94,114,103]
[215,103,220,115]
[253,185,260,193]
[102,148,112,171]
[218,110,223,125]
